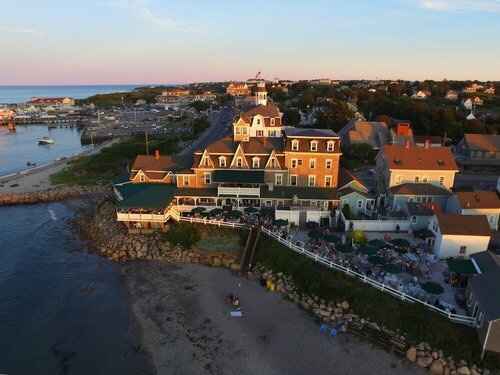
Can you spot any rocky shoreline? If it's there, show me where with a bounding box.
[250,265,491,375]
[0,185,108,206]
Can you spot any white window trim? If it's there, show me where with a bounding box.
[183,176,189,186]
[237,157,243,167]
[275,174,283,186]
[291,158,298,168]
[308,175,316,187]
[327,140,334,152]
[309,158,316,169]
[252,157,260,168]
[291,140,299,151]
[265,200,272,207]
[326,159,332,169]
[411,215,417,224]
[204,172,211,184]
[325,175,332,187]
[290,175,298,186]
[310,140,318,151]
[357,199,363,208]
[139,173,145,182]
[219,156,226,167]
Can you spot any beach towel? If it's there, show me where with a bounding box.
[230,311,243,317]
[329,328,337,338]
[319,323,328,334]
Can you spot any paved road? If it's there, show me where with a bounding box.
[354,170,498,191]
[178,106,233,157]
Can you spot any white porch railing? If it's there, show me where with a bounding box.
[218,186,260,197]
[178,216,245,228]
[261,227,475,327]
[116,212,170,222]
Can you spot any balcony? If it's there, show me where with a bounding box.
[217,186,260,197]
[116,212,170,222]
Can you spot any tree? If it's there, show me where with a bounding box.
[314,101,354,132]
[189,100,210,112]
[375,115,391,125]
[282,109,301,126]
[298,91,315,110]
[350,143,378,162]
[342,203,351,220]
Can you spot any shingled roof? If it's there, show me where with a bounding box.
[383,145,458,171]
[435,214,492,237]
[464,134,500,152]
[457,191,500,209]
[389,183,452,196]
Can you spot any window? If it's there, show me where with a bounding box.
[242,127,248,135]
[291,158,298,168]
[297,159,302,166]
[460,246,467,255]
[325,159,332,169]
[357,200,363,209]
[275,174,283,186]
[204,172,211,184]
[309,159,316,169]
[416,196,422,202]
[269,158,277,168]
[471,151,477,158]
[203,157,210,167]
[256,130,263,137]
[252,158,260,168]
[422,176,428,182]
[235,127,241,135]
[291,140,299,151]
[395,175,402,185]
[481,151,487,158]
[492,153,497,159]
[139,174,145,182]
[325,176,332,187]
[408,197,414,203]
[265,200,272,207]
[439,176,445,185]
[277,200,284,207]
[489,215,494,224]
[290,175,298,186]
[308,175,316,187]
[411,216,417,224]
[341,199,348,208]
[310,141,318,151]
[256,118,261,125]
[310,201,317,207]
[327,141,334,152]
[270,118,275,126]
[237,157,243,167]
[477,312,484,328]
[183,176,189,186]
[414,176,420,183]
[219,156,226,167]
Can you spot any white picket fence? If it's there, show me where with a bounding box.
[178,216,245,228]
[261,227,476,327]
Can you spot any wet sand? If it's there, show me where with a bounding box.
[122,262,426,375]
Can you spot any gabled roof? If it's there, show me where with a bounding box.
[435,213,492,237]
[130,155,191,180]
[457,191,500,210]
[407,202,442,216]
[346,121,390,149]
[243,104,280,118]
[284,128,339,138]
[382,145,458,171]
[338,168,368,192]
[389,183,452,196]
[464,133,500,152]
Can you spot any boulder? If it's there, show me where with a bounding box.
[417,356,433,368]
[319,310,331,317]
[417,342,426,351]
[457,367,471,375]
[406,347,417,362]
[341,301,350,310]
[230,262,240,271]
[430,360,444,375]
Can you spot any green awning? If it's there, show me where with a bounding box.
[116,183,177,209]
[336,244,354,253]
[446,258,479,275]
[417,228,435,238]
[213,170,264,184]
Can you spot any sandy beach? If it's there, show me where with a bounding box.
[0,140,116,194]
[122,262,426,375]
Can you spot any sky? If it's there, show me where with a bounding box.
[1,0,499,85]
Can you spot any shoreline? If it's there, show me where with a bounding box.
[0,139,116,195]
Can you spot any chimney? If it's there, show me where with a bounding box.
[405,139,410,148]
[263,136,269,146]
[424,139,429,149]
[155,150,160,160]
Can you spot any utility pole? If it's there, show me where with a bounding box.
[145,129,149,155]
[90,131,94,149]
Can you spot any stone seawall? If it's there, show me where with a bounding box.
[74,201,241,270]
[0,185,108,206]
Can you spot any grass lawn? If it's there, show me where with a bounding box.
[253,236,500,371]
[196,233,242,253]
[50,134,179,185]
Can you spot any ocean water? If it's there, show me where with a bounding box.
[0,85,140,104]
[0,202,152,374]
[0,124,89,176]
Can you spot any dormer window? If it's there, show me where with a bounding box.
[437,159,445,166]
[237,157,243,167]
[291,140,299,151]
[256,118,261,125]
[310,140,318,152]
[203,157,210,167]
[270,118,275,126]
[219,156,226,167]
[252,157,260,168]
[327,140,334,152]
[139,173,145,182]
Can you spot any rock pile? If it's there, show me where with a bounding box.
[0,185,107,206]
[250,264,491,375]
[75,201,241,270]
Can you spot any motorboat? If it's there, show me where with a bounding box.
[38,137,55,145]
[26,161,36,166]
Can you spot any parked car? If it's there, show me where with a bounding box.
[368,168,376,175]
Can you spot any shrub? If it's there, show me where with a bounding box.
[350,230,367,245]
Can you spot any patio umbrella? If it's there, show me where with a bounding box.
[324,234,341,244]
[392,238,411,248]
[336,244,354,254]
[368,255,386,265]
[191,207,206,214]
[273,219,289,227]
[383,263,402,274]
[209,208,223,215]
[359,244,377,256]
[260,207,275,216]
[368,239,386,249]
[225,210,242,218]
[421,282,444,295]
[308,230,323,239]
[244,206,259,214]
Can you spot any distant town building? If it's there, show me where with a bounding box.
[411,91,427,100]
[28,97,75,107]
[445,90,458,100]
[484,86,496,95]
[456,134,500,173]
[226,82,251,96]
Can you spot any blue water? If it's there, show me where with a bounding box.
[0,85,140,104]
[0,124,89,176]
[0,203,152,374]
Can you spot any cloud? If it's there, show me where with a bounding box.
[103,0,195,31]
[0,26,44,37]
[417,0,500,12]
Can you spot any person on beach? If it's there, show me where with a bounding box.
[226,293,234,305]
[233,297,241,311]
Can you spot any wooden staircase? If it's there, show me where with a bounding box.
[240,227,260,272]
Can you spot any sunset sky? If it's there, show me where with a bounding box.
[1,0,500,85]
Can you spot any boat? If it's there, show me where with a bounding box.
[38,137,55,145]
[26,161,36,166]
